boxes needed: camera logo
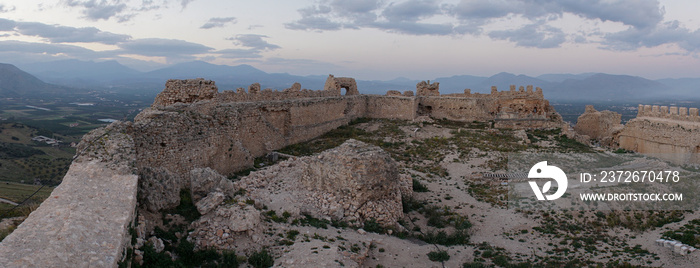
[528,161,568,201]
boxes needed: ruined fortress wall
[618,104,700,164]
[418,97,496,121]
[0,79,567,266]
[365,95,417,120]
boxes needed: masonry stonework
[0,76,565,267]
[617,104,700,164]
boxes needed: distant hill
[0,63,75,97]
[20,59,140,87]
[12,59,700,101]
[547,73,670,101]
[536,73,595,83]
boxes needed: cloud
[14,21,130,44]
[0,18,130,44]
[213,48,263,59]
[0,40,112,59]
[602,21,700,52]
[0,4,16,13]
[286,0,699,52]
[489,23,566,48]
[382,0,441,22]
[556,0,663,29]
[64,0,128,21]
[61,0,195,22]
[0,18,15,31]
[180,0,195,9]
[228,34,280,50]
[118,38,213,58]
[200,17,237,29]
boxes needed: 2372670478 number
[598,170,680,183]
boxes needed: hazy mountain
[0,63,77,97]
[20,60,140,87]
[656,78,700,97]
[431,75,487,94]
[537,73,596,83]
[12,59,700,101]
[473,72,551,93]
[547,73,670,101]
[145,61,266,80]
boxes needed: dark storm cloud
[286,0,696,52]
[228,34,280,51]
[200,17,237,29]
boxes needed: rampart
[0,76,564,267]
[635,104,700,122]
[618,104,700,164]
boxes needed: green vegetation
[248,249,274,268]
[662,219,700,247]
[427,250,450,262]
[164,189,201,222]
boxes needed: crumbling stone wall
[153,78,218,107]
[418,85,563,128]
[574,105,624,146]
[416,80,439,96]
[618,104,700,164]
[366,95,417,121]
[324,74,359,95]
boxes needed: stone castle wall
[618,104,700,164]
[636,104,700,122]
[1,76,564,267]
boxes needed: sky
[1,0,700,80]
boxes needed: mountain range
[5,60,700,101]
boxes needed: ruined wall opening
[417,103,432,116]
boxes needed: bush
[363,218,384,233]
[248,249,274,268]
[412,178,429,192]
[427,250,450,262]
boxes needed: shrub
[248,249,274,268]
[412,178,429,192]
[427,250,450,262]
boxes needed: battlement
[636,104,700,122]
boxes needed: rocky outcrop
[574,105,624,146]
[189,204,263,251]
[237,139,410,227]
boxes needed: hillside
[0,64,59,97]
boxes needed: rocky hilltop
[0,76,566,267]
